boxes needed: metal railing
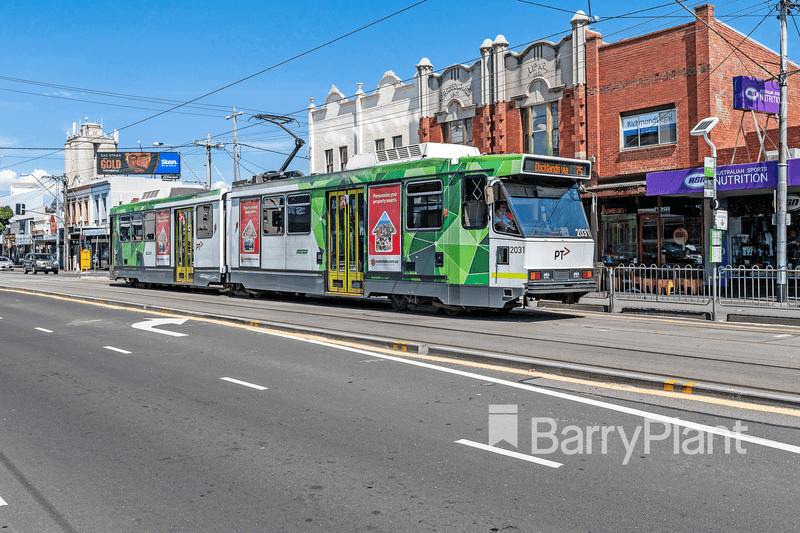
[717,265,800,309]
[581,265,800,318]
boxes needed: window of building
[522,102,559,156]
[339,147,348,171]
[462,175,487,230]
[262,196,284,235]
[94,197,100,224]
[375,139,385,151]
[443,119,472,146]
[325,150,334,173]
[102,197,108,223]
[406,180,443,230]
[287,194,311,234]
[392,136,403,148]
[622,107,677,148]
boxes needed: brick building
[586,4,800,268]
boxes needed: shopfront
[646,159,800,269]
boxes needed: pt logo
[554,247,571,260]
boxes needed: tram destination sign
[522,155,591,180]
[97,152,180,175]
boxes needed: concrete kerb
[5,284,800,410]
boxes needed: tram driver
[493,202,516,233]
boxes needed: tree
[0,205,13,233]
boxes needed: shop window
[601,214,637,264]
[287,194,311,234]
[262,196,284,235]
[622,108,677,148]
[462,176,487,230]
[143,212,156,241]
[196,204,213,239]
[406,180,443,230]
[522,102,559,156]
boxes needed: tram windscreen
[502,179,591,238]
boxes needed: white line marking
[104,346,131,354]
[0,496,6,506]
[220,377,267,391]
[456,439,563,468]
[251,329,800,456]
[131,318,188,337]
[35,327,52,333]
[774,334,792,338]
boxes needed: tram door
[327,189,365,295]
[175,208,194,283]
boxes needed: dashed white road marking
[104,346,131,354]
[0,496,7,506]
[456,439,563,468]
[774,334,792,338]
[34,327,52,333]
[220,377,267,391]
[251,328,800,456]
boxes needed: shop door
[327,189,365,295]
[640,215,659,265]
[175,208,194,283]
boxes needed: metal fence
[584,264,800,316]
[717,266,800,309]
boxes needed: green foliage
[0,205,13,233]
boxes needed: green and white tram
[110,143,595,312]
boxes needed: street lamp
[691,116,722,320]
[152,142,200,183]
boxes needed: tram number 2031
[509,246,525,254]
[575,229,591,237]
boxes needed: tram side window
[131,213,144,242]
[462,176,487,229]
[287,194,311,234]
[119,215,131,242]
[406,180,443,230]
[196,204,213,239]
[143,212,156,241]
[262,196,284,235]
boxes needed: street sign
[5,242,10,249]
[714,209,728,230]
[710,228,723,264]
[81,249,91,271]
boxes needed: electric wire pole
[777,0,795,301]
[226,108,243,184]
[192,135,223,190]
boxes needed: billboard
[239,198,260,267]
[733,76,779,114]
[367,184,402,272]
[97,152,180,175]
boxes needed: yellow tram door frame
[175,207,194,283]
[326,189,364,295]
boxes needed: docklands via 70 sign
[522,155,591,180]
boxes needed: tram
[110,143,596,313]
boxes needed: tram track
[6,277,800,399]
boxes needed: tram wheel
[443,307,464,316]
[388,294,408,311]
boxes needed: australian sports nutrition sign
[97,152,181,175]
[646,159,800,196]
[733,76,779,114]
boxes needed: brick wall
[586,4,799,182]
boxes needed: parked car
[0,256,14,271]
[22,253,59,274]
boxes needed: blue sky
[0,0,789,194]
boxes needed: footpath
[4,271,800,410]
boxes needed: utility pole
[192,135,223,190]
[226,108,244,184]
[777,0,794,301]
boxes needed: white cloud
[211,180,229,190]
[0,168,52,185]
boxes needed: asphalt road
[3,271,800,396]
[2,289,800,532]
